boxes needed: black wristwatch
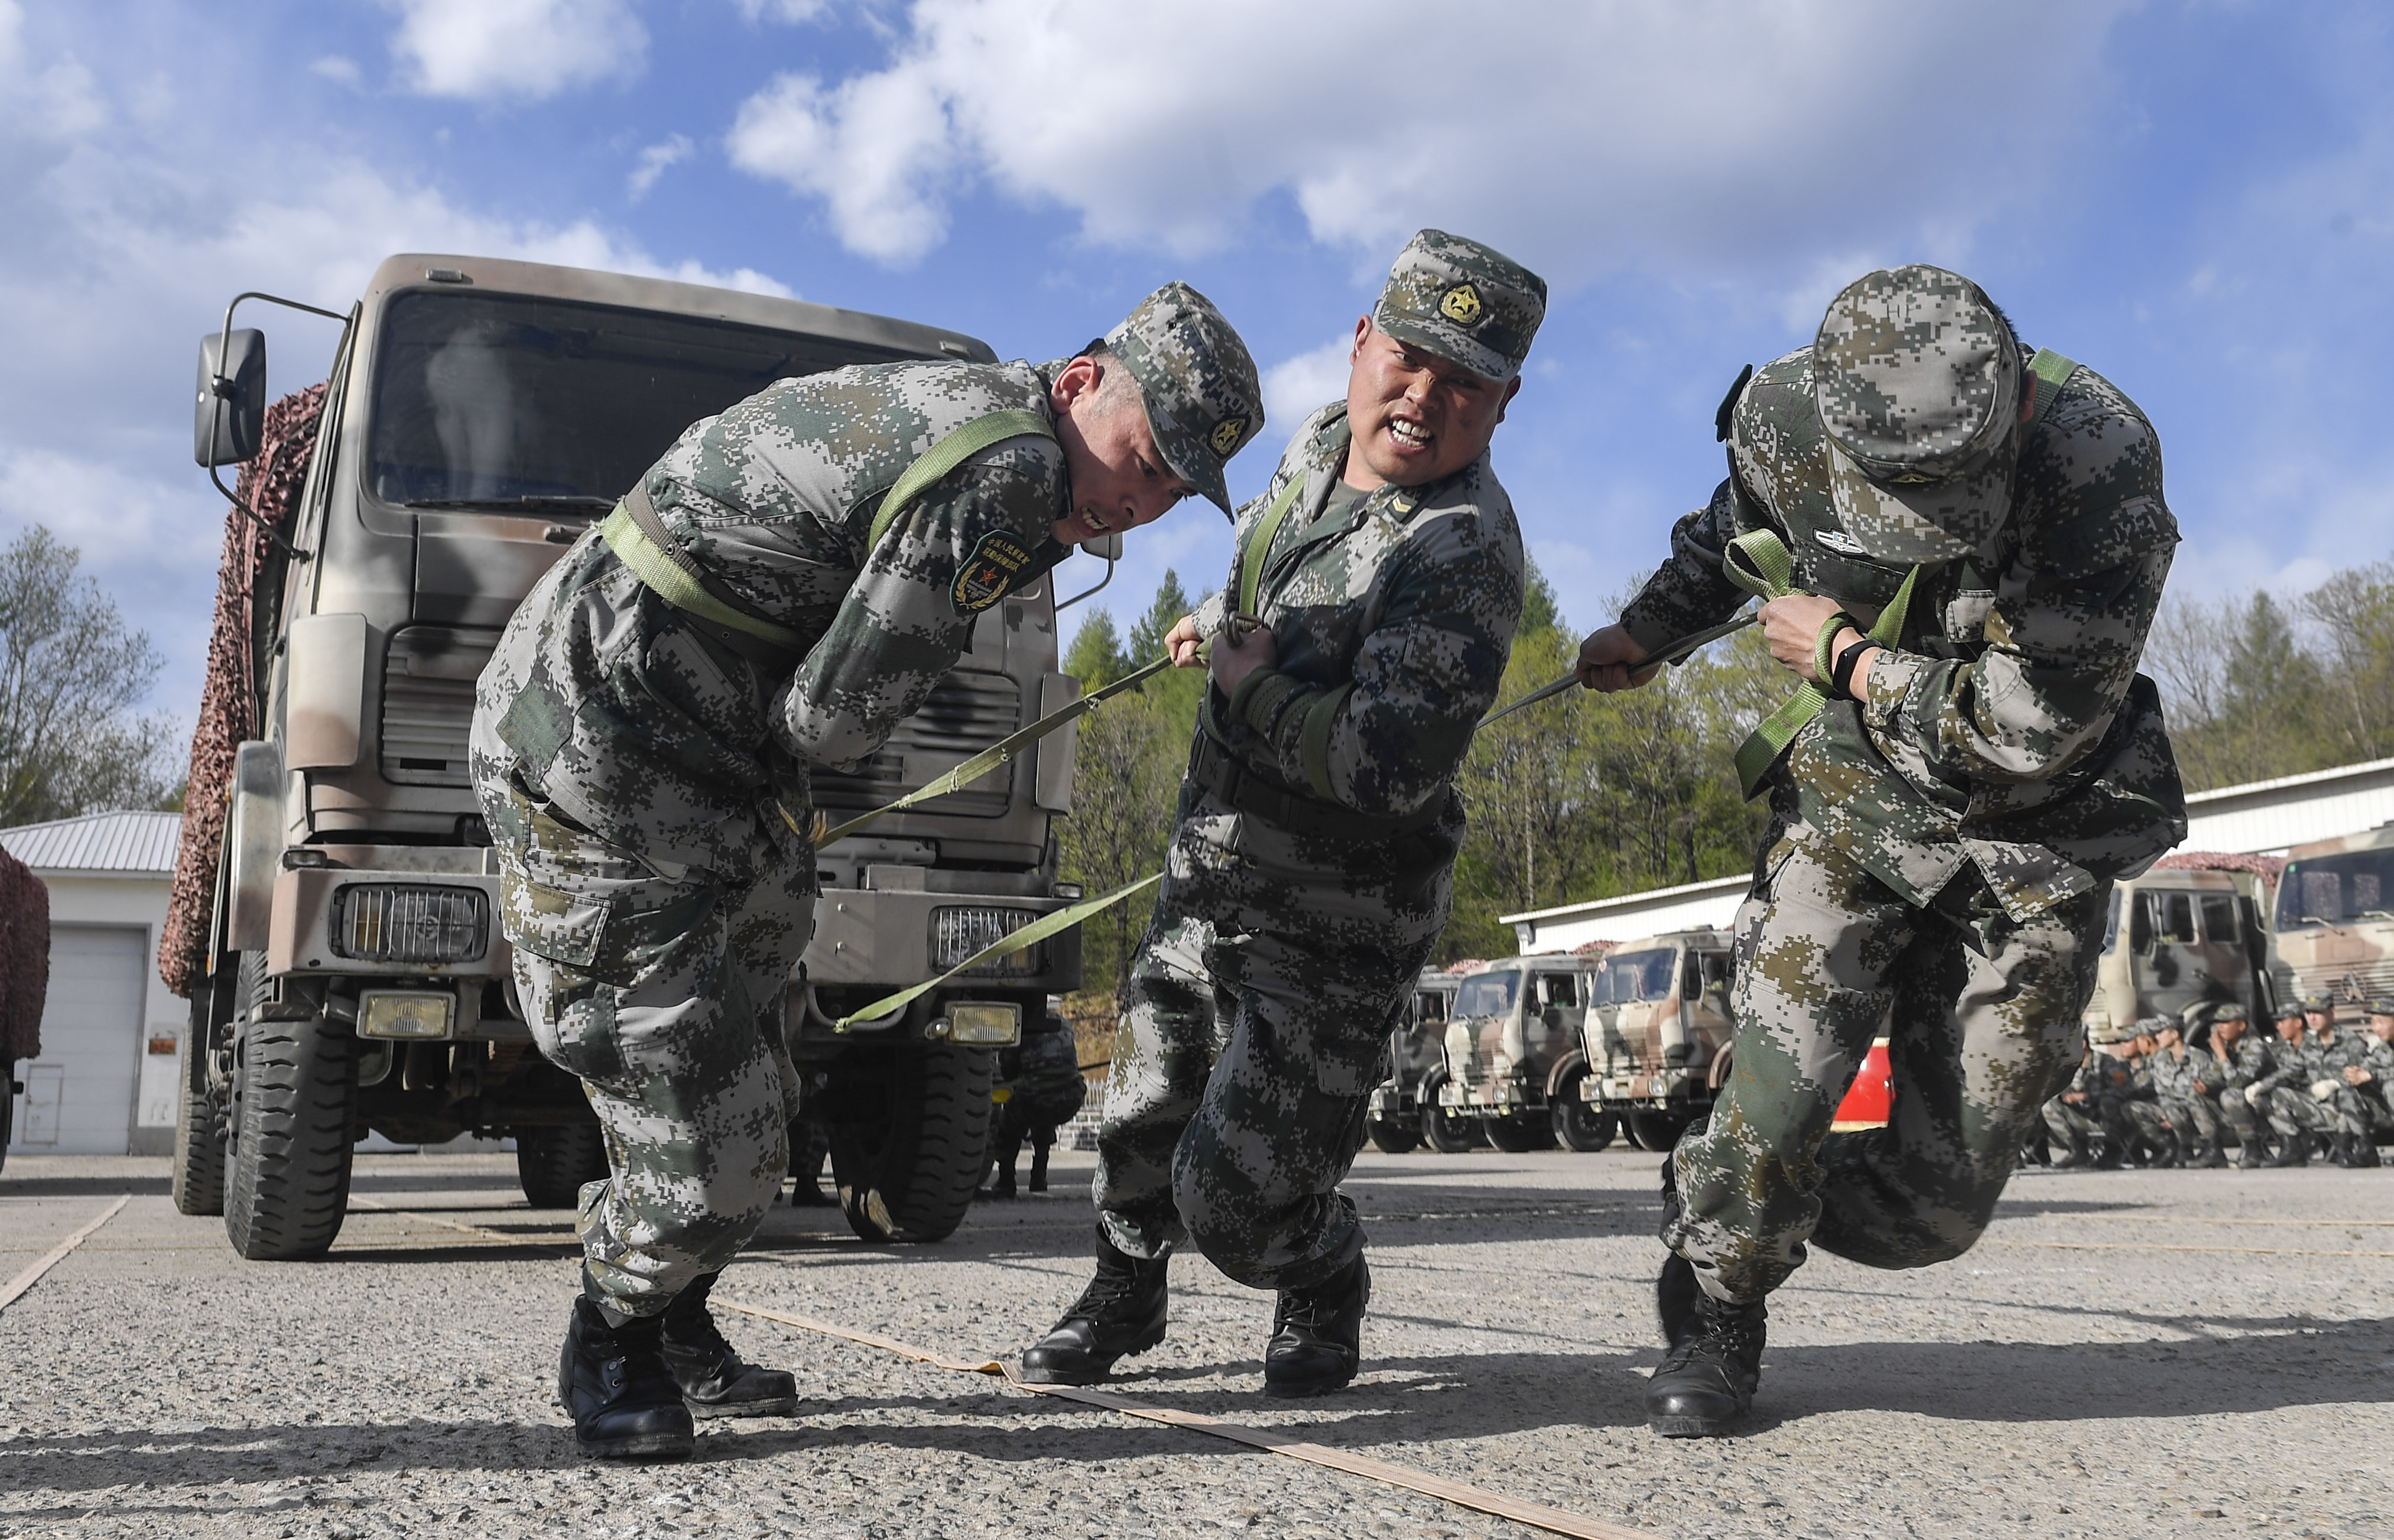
[1830,635,1878,701]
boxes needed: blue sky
[5,0,2393,724]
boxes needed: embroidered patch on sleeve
[953,528,1034,613]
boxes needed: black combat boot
[1645,1272,1768,1438]
[558,1297,696,1460]
[1020,1229,1170,1385]
[2235,1130,2270,1169]
[1263,1255,1371,1398]
[2352,1135,2382,1169]
[2269,1128,2314,1167]
[659,1271,800,1419]
[2049,1135,2091,1169]
[1029,1139,1052,1194]
[2190,1136,2228,1169]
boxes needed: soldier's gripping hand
[1164,613,1207,668]
[1576,624,1659,693]
[1210,619,1278,695]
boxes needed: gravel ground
[3,1147,2390,1539]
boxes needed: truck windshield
[1454,972,1520,1019]
[2276,849,2394,930]
[1591,948,1676,1004]
[367,290,916,508]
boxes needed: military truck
[177,254,1088,1260]
[1572,928,1736,1152]
[2270,823,2394,1011]
[1366,967,1463,1154]
[2081,866,2272,1039]
[1435,954,1619,1152]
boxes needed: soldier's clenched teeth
[1386,419,1430,448]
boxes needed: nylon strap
[2028,347,2080,428]
[1727,529,1921,798]
[1235,473,1307,619]
[865,408,1055,553]
[600,503,808,650]
[814,654,1173,847]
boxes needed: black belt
[1188,731,1445,844]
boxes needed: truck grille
[931,905,1044,976]
[382,625,500,787]
[813,670,1021,818]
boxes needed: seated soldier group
[2039,995,2394,1169]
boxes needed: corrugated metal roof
[0,810,183,876]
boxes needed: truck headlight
[358,989,454,1039]
[931,906,1042,976]
[943,1002,1021,1045]
[332,885,488,964]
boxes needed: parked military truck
[2082,866,2272,1039]
[2270,823,2394,1011]
[1366,967,1462,1154]
[1573,928,1736,1152]
[178,254,1087,1260]
[1436,954,1620,1152]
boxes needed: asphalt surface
[3,1146,2390,1539]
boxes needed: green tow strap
[600,505,808,650]
[1235,473,1307,620]
[814,654,1174,847]
[1727,529,1919,798]
[866,408,1055,553]
[834,871,1162,1031]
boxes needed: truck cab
[1365,967,1460,1154]
[1437,954,1602,1151]
[2084,866,2272,1039]
[1576,929,1736,1152]
[2269,825,2394,1016]
[178,254,1086,1258]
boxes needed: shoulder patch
[953,528,1034,613]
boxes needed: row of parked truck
[1373,830,2394,1154]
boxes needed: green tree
[1063,607,1131,690]
[0,526,177,826]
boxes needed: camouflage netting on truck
[158,385,327,999]
[0,844,48,1061]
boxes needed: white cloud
[310,55,363,88]
[1261,335,1352,435]
[722,0,2132,274]
[627,133,691,200]
[384,0,647,102]
[732,0,830,20]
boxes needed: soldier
[2340,999,2394,1158]
[2190,1002,2272,1168]
[470,285,1266,1459]
[2135,1015,2223,1167]
[983,1011,1088,1198]
[2044,1021,2143,1169]
[2252,1000,2337,1167]
[2304,998,2378,1168]
[1018,230,1542,1398]
[1577,265,2184,1435]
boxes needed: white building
[2,811,183,1157]
[1502,756,2394,956]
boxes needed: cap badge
[1438,282,1483,326]
[1209,415,1248,459]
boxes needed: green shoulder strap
[865,408,1055,553]
[600,503,807,650]
[1235,473,1307,619]
[2028,348,2080,430]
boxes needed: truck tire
[828,1044,992,1244]
[224,995,356,1260]
[516,1122,610,1208]
[1626,1109,1690,1154]
[1552,1072,1617,1154]
[1482,1110,1556,1152]
[171,1028,226,1216]
[1366,1112,1421,1155]
[1418,1070,1482,1154]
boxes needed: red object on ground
[1831,1037,1892,1128]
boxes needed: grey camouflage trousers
[2129,1094,2221,1155]
[1669,827,2107,1304]
[492,781,812,1318]
[2264,1083,2370,1142]
[1094,783,1459,1292]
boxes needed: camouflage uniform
[471,285,1264,1317]
[2350,1011,2394,1135]
[2129,1037,2220,1159]
[1619,267,2185,1303]
[2042,1036,2142,1161]
[2201,1026,2276,1156]
[2256,1015,2371,1145]
[1093,232,1541,1291]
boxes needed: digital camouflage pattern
[2041,1048,2139,1161]
[2350,1027,2394,1132]
[1370,229,1548,382]
[1096,398,1524,1291]
[2200,1027,2275,1155]
[2261,1024,2375,1142]
[1105,281,1266,516]
[1667,829,2107,1302]
[473,300,1262,1316]
[1630,284,2181,1305]
[2130,1041,2223,1158]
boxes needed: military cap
[2301,992,2335,1014]
[2133,1015,2171,1036]
[1372,229,1547,383]
[2210,1002,2248,1025]
[2368,998,2394,1019]
[1812,264,2023,565]
[2276,1001,2307,1022]
[1103,281,1265,519]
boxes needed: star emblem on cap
[1209,415,1247,459]
[1438,283,1483,326]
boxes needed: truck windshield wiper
[405,495,616,514]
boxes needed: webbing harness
[1724,346,2080,799]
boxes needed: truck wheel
[828,1044,992,1244]
[171,1028,226,1216]
[1553,1075,1617,1154]
[1366,1113,1421,1155]
[223,984,356,1260]
[517,1122,610,1208]
[1626,1110,1690,1154]
[1482,1110,1555,1152]
[1418,1070,1482,1154]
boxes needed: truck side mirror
[195,328,266,466]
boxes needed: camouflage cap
[2210,1002,2248,1025]
[2302,992,2336,1014]
[2133,1015,2172,1036]
[2369,998,2394,1018]
[1372,229,1547,383]
[1814,265,2022,564]
[1103,281,1265,519]
[2276,1001,2308,1022]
